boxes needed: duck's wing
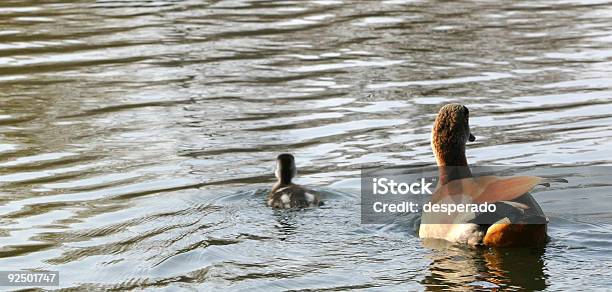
[431,175,544,203]
[433,175,565,204]
[473,176,545,203]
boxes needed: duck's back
[267,184,320,209]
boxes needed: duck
[267,153,322,209]
[419,104,561,247]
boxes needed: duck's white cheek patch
[280,194,290,204]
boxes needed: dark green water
[0,0,611,291]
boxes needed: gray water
[1,0,612,291]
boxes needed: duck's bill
[469,133,476,142]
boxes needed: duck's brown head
[275,153,297,185]
[431,104,476,167]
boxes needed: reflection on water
[1,0,612,290]
[422,240,546,291]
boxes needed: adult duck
[419,104,560,247]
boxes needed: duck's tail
[536,177,568,188]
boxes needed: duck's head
[275,153,297,185]
[431,104,476,166]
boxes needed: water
[1,0,612,290]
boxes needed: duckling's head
[431,104,476,166]
[275,153,297,184]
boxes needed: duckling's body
[419,104,554,247]
[267,154,321,209]
[268,183,320,209]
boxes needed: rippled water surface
[1,0,612,290]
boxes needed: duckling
[267,153,321,209]
[419,104,560,247]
